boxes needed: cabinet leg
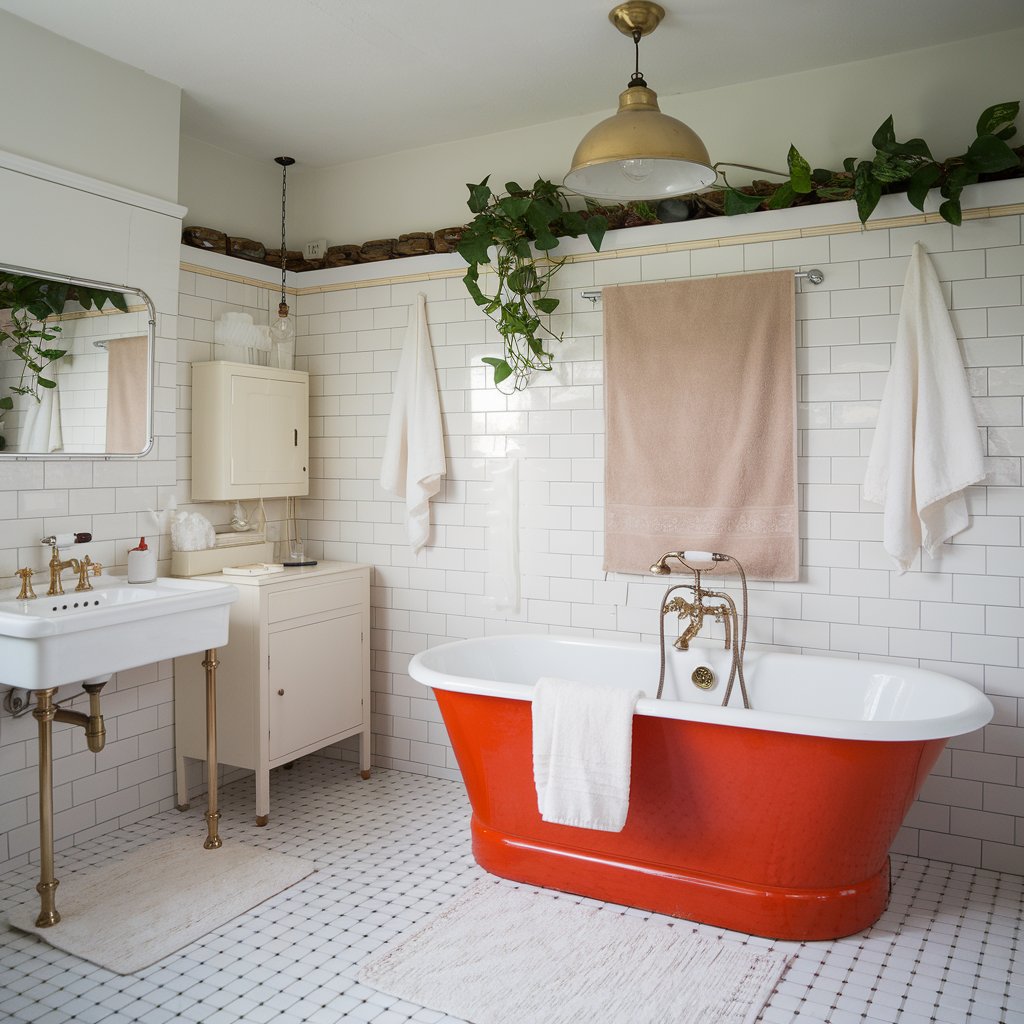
[360,769,371,780]
[202,648,222,850]
[175,752,190,812]
[256,768,270,827]
[359,725,371,779]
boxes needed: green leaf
[504,181,524,195]
[585,214,608,252]
[964,134,1020,174]
[462,267,487,306]
[532,231,560,251]
[976,101,1019,140]
[534,297,559,314]
[787,145,813,193]
[871,115,896,153]
[482,357,514,385]
[0,396,13,410]
[107,292,129,313]
[508,266,539,294]
[559,211,587,237]
[457,231,492,267]
[889,136,933,160]
[466,177,492,214]
[37,377,56,389]
[39,349,67,360]
[871,152,915,183]
[497,196,531,220]
[939,199,963,226]
[842,156,857,174]
[813,186,854,201]
[525,199,561,237]
[906,163,941,210]
[766,182,796,210]
[854,162,882,224]
[723,188,763,215]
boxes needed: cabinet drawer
[268,577,363,623]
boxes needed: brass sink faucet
[41,533,97,597]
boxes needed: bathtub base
[472,818,890,941]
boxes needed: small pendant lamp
[269,155,296,346]
[564,2,715,201]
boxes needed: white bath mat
[7,836,314,974]
[358,880,791,1024]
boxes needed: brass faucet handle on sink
[15,567,37,601]
[75,556,103,592]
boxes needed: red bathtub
[409,634,992,941]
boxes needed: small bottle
[127,537,156,584]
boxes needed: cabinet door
[268,610,363,762]
[229,374,307,490]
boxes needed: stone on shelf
[228,237,267,262]
[182,226,228,252]
[396,233,434,257]
[433,226,465,253]
[358,239,397,262]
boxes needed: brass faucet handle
[15,567,37,601]
[75,556,102,592]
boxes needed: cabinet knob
[277,688,285,696]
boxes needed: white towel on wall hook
[863,242,985,573]
[380,293,446,554]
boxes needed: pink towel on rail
[603,271,798,580]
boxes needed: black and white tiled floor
[1,758,1021,1023]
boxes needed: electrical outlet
[304,238,327,261]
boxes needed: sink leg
[32,689,60,927]
[202,649,222,850]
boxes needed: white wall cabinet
[174,562,371,824]
[191,360,309,500]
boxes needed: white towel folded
[532,676,642,832]
[863,242,985,573]
[380,293,446,554]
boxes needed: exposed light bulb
[621,158,654,183]
[269,301,295,345]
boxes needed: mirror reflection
[0,264,154,456]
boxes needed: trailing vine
[458,177,607,391]
[719,101,1021,225]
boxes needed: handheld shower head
[649,558,672,575]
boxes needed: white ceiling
[3,0,1024,169]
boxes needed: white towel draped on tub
[863,242,985,573]
[532,677,642,832]
[380,293,446,554]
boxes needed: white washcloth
[863,242,985,573]
[532,676,642,832]
[380,293,446,553]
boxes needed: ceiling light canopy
[564,2,716,202]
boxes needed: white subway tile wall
[0,205,1021,883]
[290,212,1023,876]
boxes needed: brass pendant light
[269,155,296,347]
[564,2,715,201]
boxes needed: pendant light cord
[274,156,295,314]
[629,28,647,88]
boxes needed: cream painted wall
[178,135,294,243]
[0,11,180,202]
[284,27,1024,246]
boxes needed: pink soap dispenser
[127,537,156,584]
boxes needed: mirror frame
[0,262,156,459]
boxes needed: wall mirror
[0,263,154,457]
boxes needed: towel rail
[580,268,824,304]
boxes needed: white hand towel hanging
[380,293,446,553]
[863,242,985,573]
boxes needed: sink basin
[0,576,238,690]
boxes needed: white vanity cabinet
[173,562,371,824]
[190,360,309,501]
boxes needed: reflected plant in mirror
[0,264,155,456]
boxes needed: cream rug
[7,836,314,974]
[358,880,790,1024]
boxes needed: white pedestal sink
[0,575,238,927]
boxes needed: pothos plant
[719,101,1022,226]
[458,177,608,391]
[0,272,129,450]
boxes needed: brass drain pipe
[52,682,107,753]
